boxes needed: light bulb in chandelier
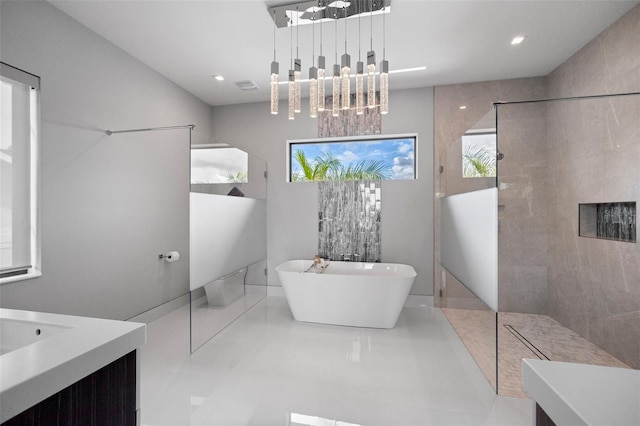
[332,64,340,117]
[270,61,279,115]
[356,61,364,115]
[288,70,295,120]
[317,56,326,111]
[380,59,389,115]
[309,66,318,118]
[294,59,301,113]
[270,8,278,115]
[341,53,351,110]
[367,50,376,109]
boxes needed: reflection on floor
[191,293,264,351]
[442,309,630,398]
[138,296,533,425]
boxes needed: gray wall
[211,88,435,295]
[0,1,211,320]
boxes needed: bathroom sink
[0,317,73,355]
[0,308,146,423]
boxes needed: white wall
[211,88,435,295]
[0,1,211,319]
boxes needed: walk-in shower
[436,90,639,397]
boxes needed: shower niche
[579,202,636,243]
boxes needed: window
[288,135,416,182]
[0,63,40,282]
[191,146,249,184]
[461,131,497,178]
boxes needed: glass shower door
[436,108,499,393]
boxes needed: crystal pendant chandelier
[332,63,340,117]
[356,9,364,115]
[340,4,350,110]
[270,9,278,115]
[270,64,279,115]
[267,0,391,120]
[288,16,295,120]
[332,14,340,117]
[367,1,376,109]
[379,3,389,114]
[309,14,318,118]
[294,7,301,114]
[317,11,326,112]
[288,70,295,120]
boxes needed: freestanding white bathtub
[275,260,417,329]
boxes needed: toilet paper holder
[158,251,180,262]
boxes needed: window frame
[0,62,41,284]
[286,133,418,182]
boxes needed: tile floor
[442,308,630,398]
[191,294,265,352]
[139,296,533,426]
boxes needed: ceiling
[49,0,638,108]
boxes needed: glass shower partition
[494,92,639,397]
[189,131,268,353]
[437,108,500,393]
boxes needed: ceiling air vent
[235,80,259,91]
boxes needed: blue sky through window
[290,137,415,181]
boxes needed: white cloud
[392,156,414,179]
[338,150,360,163]
[397,142,412,154]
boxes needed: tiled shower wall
[544,4,640,369]
[318,180,381,263]
[543,94,639,369]
[495,100,550,314]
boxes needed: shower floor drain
[503,324,550,360]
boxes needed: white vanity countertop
[0,308,146,423]
[522,358,640,426]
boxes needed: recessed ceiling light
[213,75,224,81]
[459,105,467,110]
[511,36,526,45]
